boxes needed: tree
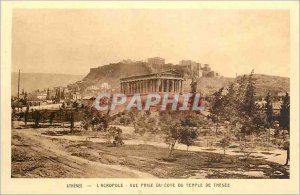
[70,112,74,134]
[264,92,273,148]
[23,92,28,105]
[55,88,61,103]
[49,112,55,126]
[179,127,199,152]
[237,70,261,137]
[190,78,198,94]
[242,70,256,117]
[210,87,224,133]
[283,140,290,165]
[100,114,109,131]
[112,127,124,146]
[220,134,231,155]
[161,112,202,157]
[265,91,273,128]
[61,89,65,100]
[280,92,290,134]
[42,110,49,125]
[59,108,65,128]
[167,122,184,157]
[72,101,79,109]
[211,70,264,142]
[128,109,139,131]
[24,105,29,127]
[222,84,237,122]
[81,108,93,130]
[33,110,41,128]
[46,88,50,100]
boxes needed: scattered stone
[274,171,284,176]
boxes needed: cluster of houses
[12,82,112,109]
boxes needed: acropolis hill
[66,58,289,97]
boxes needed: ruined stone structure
[120,70,184,94]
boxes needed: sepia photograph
[1,1,299,195]
[10,8,291,179]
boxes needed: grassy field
[11,124,289,179]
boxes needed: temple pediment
[156,69,183,78]
[120,69,184,94]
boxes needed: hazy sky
[12,9,290,77]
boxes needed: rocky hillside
[68,62,289,97]
[244,74,289,97]
[195,74,289,97]
[68,62,153,94]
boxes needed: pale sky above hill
[12,9,290,77]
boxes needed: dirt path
[41,125,287,165]
[12,129,156,178]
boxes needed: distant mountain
[243,74,289,97]
[196,74,289,97]
[11,72,84,95]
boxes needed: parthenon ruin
[120,70,184,94]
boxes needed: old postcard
[1,1,299,194]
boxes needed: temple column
[139,81,142,93]
[152,79,155,92]
[180,80,183,92]
[143,80,146,93]
[173,80,176,92]
[144,80,148,93]
[159,79,162,92]
[133,82,135,93]
[146,80,150,93]
[152,80,154,92]
[132,82,134,93]
[166,79,169,92]
[134,82,137,93]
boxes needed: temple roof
[120,69,183,82]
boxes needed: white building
[72,92,82,101]
[87,85,99,90]
[37,92,47,100]
[101,82,111,90]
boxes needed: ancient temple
[120,70,184,94]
